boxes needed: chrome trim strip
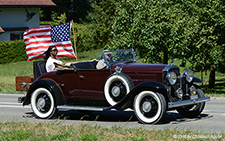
[168,97,210,108]
[57,105,106,111]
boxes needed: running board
[57,105,110,111]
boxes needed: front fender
[181,76,203,85]
[106,81,167,110]
[193,77,203,83]
[23,79,64,106]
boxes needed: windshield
[102,48,136,66]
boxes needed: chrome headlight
[183,69,193,83]
[166,72,177,85]
[189,85,197,95]
[176,88,183,98]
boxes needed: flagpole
[72,20,78,62]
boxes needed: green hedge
[0,40,27,64]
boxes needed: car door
[76,69,110,99]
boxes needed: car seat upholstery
[71,60,98,69]
[33,61,47,79]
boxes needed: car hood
[110,62,167,74]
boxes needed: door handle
[79,75,84,79]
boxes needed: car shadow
[56,110,138,122]
[159,112,212,125]
[25,109,212,125]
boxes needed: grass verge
[0,121,224,140]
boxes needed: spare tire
[104,73,134,106]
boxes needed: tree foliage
[180,0,225,87]
[109,0,225,64]
[109,0,192,64]
[53,13,67,25]
[87,0,117,49]
[41,0,92,23]
[103,0,225,88]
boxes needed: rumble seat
[33,61,47,79]
[70,60,98,69]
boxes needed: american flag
[23,22,76,61]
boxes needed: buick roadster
[17,48,210,124]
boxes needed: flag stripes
[23,22,76,61]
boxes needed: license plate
[190,95,198,100]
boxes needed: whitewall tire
[134,91,166,124]
[104,73,134,106]
[31,88,57,119]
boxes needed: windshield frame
[102,48,136,68]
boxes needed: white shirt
[46,57,63,72]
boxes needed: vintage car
[17,48,210,124]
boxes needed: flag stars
[51,22,71,42]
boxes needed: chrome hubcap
[142,101,152,113]
[37,98,45,109]
[111,86,120,97]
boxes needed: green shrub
[73,23,102,52]
[0,40,27,64]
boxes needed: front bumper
[168,97,210,108]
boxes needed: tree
[109,0,190,64]
[108,0,225,88]
[180,0,225,88]
[87,0,117,49]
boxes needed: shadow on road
[24,109,212,125]
[161,112,212,125]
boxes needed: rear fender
[107,81,167,110]
[23,79,64,106]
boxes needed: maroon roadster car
[17,48,210,124]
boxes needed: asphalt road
[0,93,225,134]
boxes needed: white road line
[0,102,30,108]
[0,105,30,108]
[0,102,21,105]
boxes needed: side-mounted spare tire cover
[104,73,134,106]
